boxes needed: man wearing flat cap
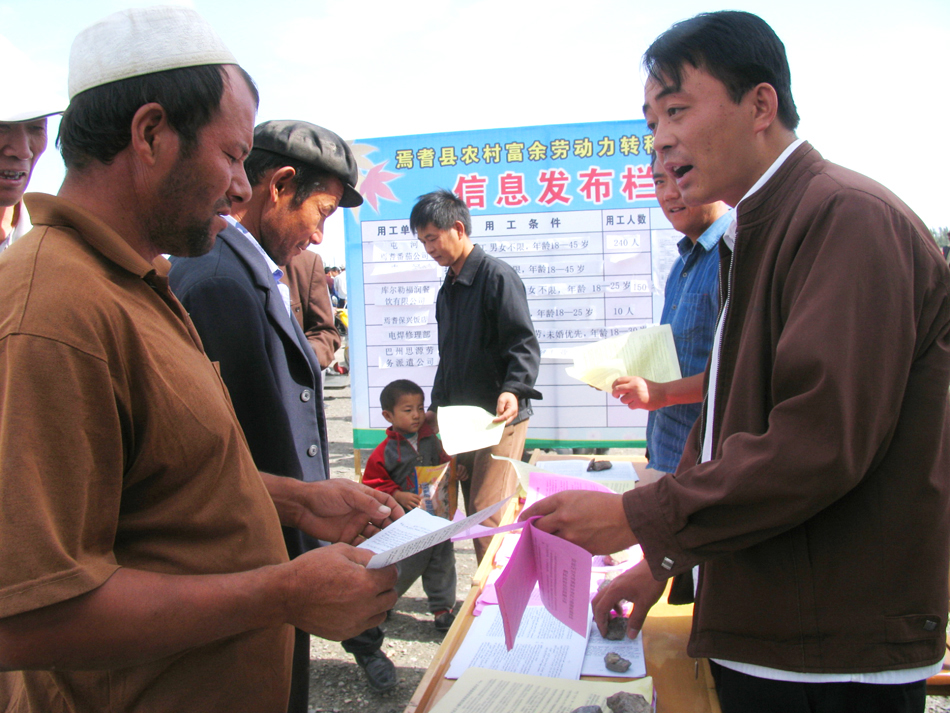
[170,119,398,701]
[0,9,400,713]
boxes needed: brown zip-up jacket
[624,143,950,674]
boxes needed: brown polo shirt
[0,194,292,712]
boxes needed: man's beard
[146,159,224,258]
[148,213,216,258]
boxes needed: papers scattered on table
[581,618,646,678]
[448,604,646,681]
[447,605,586,680]
[565,324,682,392]
[432,667,655,713]
[358,496,512,568]
[437,405,505,455]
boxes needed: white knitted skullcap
[68,5,237,100]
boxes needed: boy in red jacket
[362,380,458,631]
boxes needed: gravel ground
[310,380,950,713]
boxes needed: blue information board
[343,120,677,450]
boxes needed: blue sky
[4,0,948,264]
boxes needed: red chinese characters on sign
[495,172,531,207]
[453,173,490,210]
[577,166,614,204]
[536,169,572,206]
[444,164,654,209]
[620,164,655,201]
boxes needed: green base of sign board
[352,428,645,451]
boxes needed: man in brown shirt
[0,8,398,713]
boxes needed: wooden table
[404,453,721,713]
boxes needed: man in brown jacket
[283,248,342,369]
[524,11,950,713]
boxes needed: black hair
[643,11,799,130]
[409,188,472,237]
[380,379,424,412]
[243,150,336,208]
[58,64,260,170]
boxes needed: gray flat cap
[253,120,363,208]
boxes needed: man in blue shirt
[612,155,729,478]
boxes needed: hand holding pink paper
[495,517,593,650]
[452,471,620,651]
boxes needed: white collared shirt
[224,216,292,318]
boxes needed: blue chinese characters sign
[344,120,679,450]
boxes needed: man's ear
[453,220,468,240]
[269,166,297,204]
[129,102,175,167]
[749,82,780,135]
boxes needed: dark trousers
[341,625,385,657]
[710,661,927,713]
[287,628,310,713]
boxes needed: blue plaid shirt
[646,211,732,473]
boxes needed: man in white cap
[0,8,399,713]
[0,42,62,250]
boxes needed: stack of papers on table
[431,668,655,713]
[447,605,647,681]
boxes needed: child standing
[362,379,458,632]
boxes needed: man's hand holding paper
[520,490,636,556]
[358,496,512,568]
[493,391,519,424]
[285,543,399,641]
[261,475,404,546]
[610,375,662,410]
[436,405,505,456]
[565,324,682,392]
[611,372,707,411]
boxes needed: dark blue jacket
[169,225,329,558]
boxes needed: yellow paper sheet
[430,668,655,713]
[566,324,682,391]
[438,405,505,456]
